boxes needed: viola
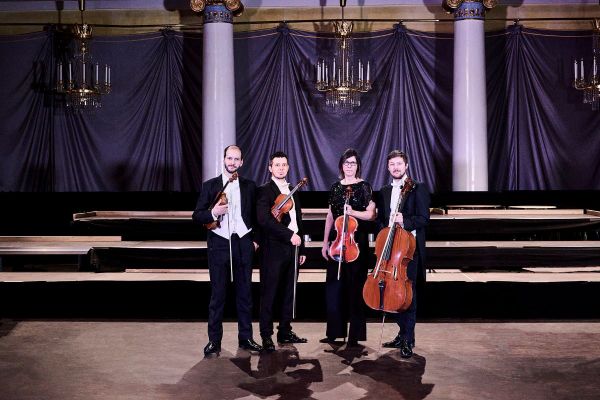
[271,177,308,222]
[362,177,416,313]
[204,172,238,230]
[329,186,360,267]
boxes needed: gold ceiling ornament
[55,0,111,111]
[315,0,372,114]
[442,0,497,12]
[190,0,244,16]
[573,19,600,110]
[190,0,206,13]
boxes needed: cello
[362,178,416,313]
[329,186,360,280]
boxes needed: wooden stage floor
[1,320,599,400]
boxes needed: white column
[452,2,488,191]
[202,5,236,180]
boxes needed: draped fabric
[0,25,599,192]
[486,26,600,190]
[0,29,203,192]
[235,25,453,192]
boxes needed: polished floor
[1,320,599,400]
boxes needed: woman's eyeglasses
[343,161,358,166]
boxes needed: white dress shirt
[390,176,416,237]
[212,174,251,239]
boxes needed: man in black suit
[193,145,262,356]
[375,150,430,358]
[256,151,307,352]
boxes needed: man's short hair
[223,145,243,159]
[269,151,288,165]
[387,150,408,164]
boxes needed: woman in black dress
[320,148,375,346]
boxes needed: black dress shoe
[347,339,360,347]
[262,336,276,352]
[239,338,263,353]
[399,339,413,358]
[319,337,335,344]
[203,341,221,356]
[382,334,403,348]
[383,334,416,349]
[277,331,308,344]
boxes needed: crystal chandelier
[573,20,599,110]
[55,0,111,111]
[315,0,372,114]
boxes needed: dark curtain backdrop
[0,25,598,192]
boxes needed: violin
[204,172,238,230]
[329,186,360,266]
[271,177,308,222]
[362,177,416,313]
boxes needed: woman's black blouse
[328,181,373,220]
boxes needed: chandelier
[55,0,111,111]
[315,0,372,114]
[573,20,599,110]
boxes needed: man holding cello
[256,151,308,352]
[193,145,263,356]
[375,150,430,358]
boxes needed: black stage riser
[2,281,599,320]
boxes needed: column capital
[190,0,244,22]
[442,0,497,20]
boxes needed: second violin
[329,187,360,279]
[271,178,308,221]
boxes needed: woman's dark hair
[338,148,362,179]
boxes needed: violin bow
[337,188,352,280]
[225,171,238,283]
[293,245,299,319]
[227,203,233,283]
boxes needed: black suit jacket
[375,181,430,281]
[256,180,305,256]
[192,174,258,243]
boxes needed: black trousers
[324,258,368,342]
[259,241,297,338]
[207,233,254,342]
[392,251,419,343]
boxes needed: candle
[95,63,99,85]
[68,62,72,82]
[57,62,62,82]
[580,58,584,80]
[366,61,370,82]
[346,60,349,81]
[82,62,86,84]
[107,66,111,85]
[574,59,578,80]
[594,56,597,77]
[333,61,336,82]
[359,60,362,81]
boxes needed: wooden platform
[2,238,600,270]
